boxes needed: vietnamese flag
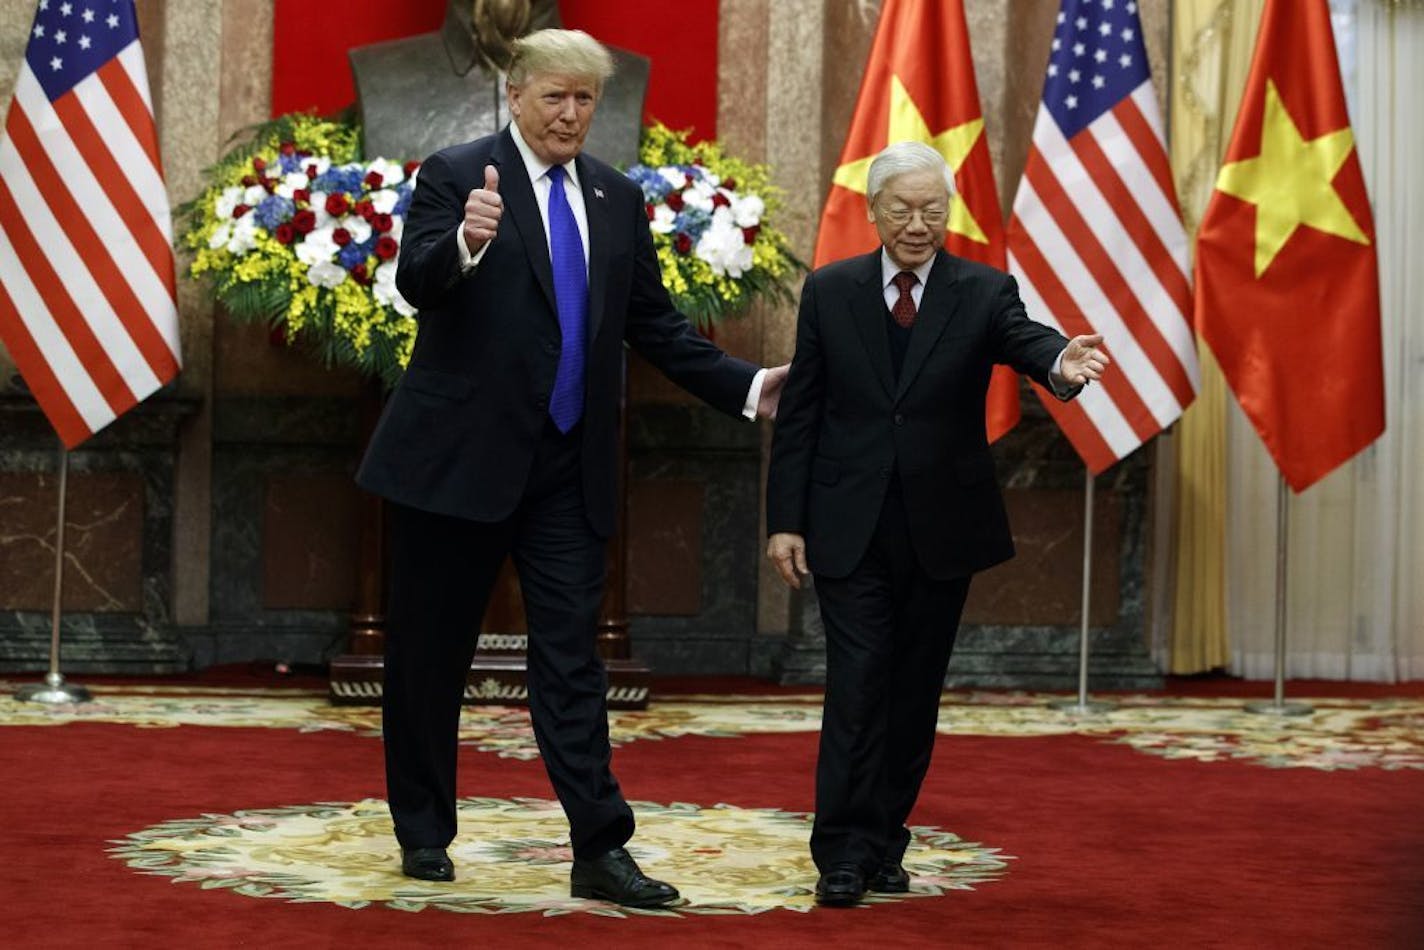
[1195,0,1383,492]
[814,0,1020,442]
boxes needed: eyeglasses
[875,204,948,227]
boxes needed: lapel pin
[594,187,605,199]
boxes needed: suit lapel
[577,154,609,345]
[493,129,557,315]
[852,252,895,399]
[896,250,962,400]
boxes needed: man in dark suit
[357,29,784,907]
[765,141,1108,908]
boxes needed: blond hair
[506,29,614,89]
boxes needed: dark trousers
[381,421,634,859]
[810,479,970,875]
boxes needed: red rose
[325,193,350,217]
[292,188,310,205]
[684,174,695,188]
[364,170,384,189]
[231,204,250,219]
[722,177,737,191]
[261,177,276,193]
[664,191,685,212]
[252,156,267,173]
[306,164,320,179]
[240,175,257,187]
[403,160,421,177]
[292,209,316,234]
[332,227,352,246]
[712,192,731,209]
[674,232,693,255]
[645,203,655,221]
[355,199,375,221]
[279,141,296,156]
[375,236,399,260]
[742,225,760,244]
[350,263,370,284]
[274,223,295,244]
[371,213,393,233]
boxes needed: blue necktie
[545,164,587,433]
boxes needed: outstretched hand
[758,363,790,420]
[1060,333,1111,386]
[463,164,502,254]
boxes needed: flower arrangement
[179,114,419,387]
[627,122,803,328]
[181,116,802,386]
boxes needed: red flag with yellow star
[1195,0,1383,492]
[814,0,1020,441]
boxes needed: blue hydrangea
[277,152,304,175]
[253,195,294,230]
[392,183,414,218]
[673,206,712,241]
[338,240,371,270]
[313,165,365,197]
[625,164,672,204]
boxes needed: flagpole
[1245,474,1310,717]
[1050,467,1111,714]
[15,443,91,705]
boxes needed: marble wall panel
[627,479,704,616]
[261,473,359,610]
[0,472,144,612]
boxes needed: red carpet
[1,676,1421,948]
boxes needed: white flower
[369,188,400,214]
[307,192,333,228]
[214,186,243,220]
[696,218,754,278]
[386,217,404,242]
[374,264,416,316]
[307,259,348,288]
[302,155,331,178]
[650,204,677,235]
[366,157,405,187]
[657,166,688,190]
[225,216,260,255]
[274,172,310,198]
[242,184,267,206]
[341,216,373,244]
[681,186,714,213]
[732,194,764,228]
[295,229,339,266]
[208,222,231,250]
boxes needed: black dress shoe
[868,860,910,893]
[570,847,680,908]
[815,864,865,907]
[401,847,454,882]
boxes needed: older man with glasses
[766,140,1109,907]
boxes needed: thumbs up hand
[463,164,502,253]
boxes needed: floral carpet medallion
[4,683,1421,771]
[108,797,1007,917]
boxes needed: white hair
[865,141,957,205]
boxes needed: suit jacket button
[544,341,557,354]
[535,395,548,408]
[894,413,905,426]
[879,466,891,478]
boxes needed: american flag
[1007,0,1198,473]
[0,0,180,448]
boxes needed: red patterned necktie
[891,271,918,328]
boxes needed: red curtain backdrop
[270,0,718,141]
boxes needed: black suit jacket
[357,128,758,537]
[766,250,1074,579]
